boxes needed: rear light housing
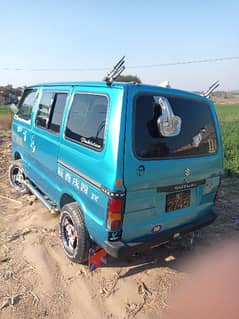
[107,197,124,231]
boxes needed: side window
[65,94,108,150]
[36,92,54,128]
[36,92,67,133]
[17,89,37,121]
[48,93,68,133]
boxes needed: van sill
[24,180,59,214]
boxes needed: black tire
[59,202,90,263]
[8,159,29,194]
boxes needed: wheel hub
[11,166,25,189]
[64,219,77,250]
[15,170,23,183]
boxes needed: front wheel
[9,160,29,194]
[59,202,90,263]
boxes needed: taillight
[214,176,222,202]
[107,198,124,231]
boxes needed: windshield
[134,95,218,159]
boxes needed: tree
[115,74,141,83]
[0,85,23,104]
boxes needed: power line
[127,56,239,69]
[0,56,238,72]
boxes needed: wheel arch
[14,151,21,160]
[59,192,87,215]
[60,193,76,209]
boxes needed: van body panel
[55,164,110,246]
[17,86,73,203]
[12,88,39,173]
[56,85,126,245]
[12,119,32,167]
[122,85,223,242]
[58,85,126,194]
[104,208,217,258]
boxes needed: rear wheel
[9,160,29,194]
[59,202,90,263]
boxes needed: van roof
[29,81,207,101]
[30,81,128,89]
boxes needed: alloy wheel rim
[62,216,77,253]
[11,166,25,191]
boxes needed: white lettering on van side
[23,130,27,142]
[80,182,88,195]
[57,167,64,178]
[65,173,71,183]
[30,141,36,153]
[57,166,92,197]
[91,193,99,202]
[72,178,80,190]
[80,137,101,149]
[17,125,23,133]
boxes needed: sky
[0,0,238,91]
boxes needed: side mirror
[9,103,18,114]
[157,97,181,137]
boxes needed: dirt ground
[0,129,239,319]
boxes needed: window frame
[16,88,38,122]
[64,92,109,152]
[35,90,68,135]
[133,92,219,161]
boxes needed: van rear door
[122,86,223,242]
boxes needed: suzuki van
[9,61,223,263]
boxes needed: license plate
[166,190,190,212]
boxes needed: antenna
[202,80,220,98]
[105,56,126,85]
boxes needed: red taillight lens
[214,176,222,202]
[110,220,122,230]
[107,198,124,231]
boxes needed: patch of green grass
[0,105,11,115]
[216,104,239,176]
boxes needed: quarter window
[65,94,108,150]
[17,89,37,120]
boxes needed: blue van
[9,76,223,263]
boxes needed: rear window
[134,95,218,159]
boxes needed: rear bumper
[104,210,217,258]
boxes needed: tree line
[0,85,23,105]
